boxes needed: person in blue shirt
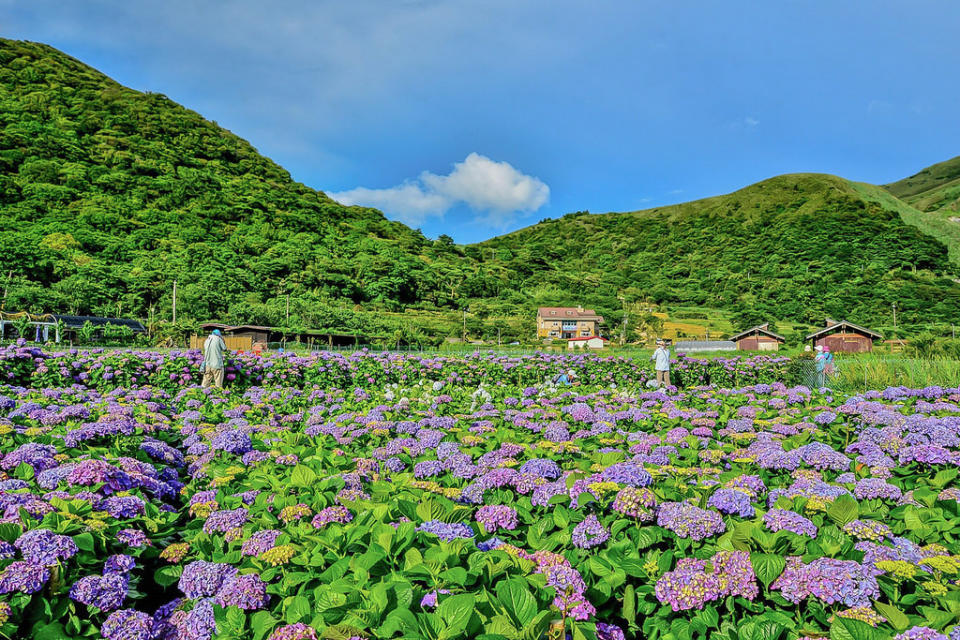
[651,339,671,387]
[814,344,834,387]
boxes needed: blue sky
[4,0,959,242]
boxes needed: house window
[550,311,556,316]
[549,331,559,337]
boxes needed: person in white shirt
[651,339,671,387]
[201,329,227,388]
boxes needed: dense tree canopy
[2,38,959,343]
[476,175,960,328]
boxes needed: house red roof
[537,307,605,323]
[567,336,608,342]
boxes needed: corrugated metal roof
[806,320,882,340]
[53,315,146,332]
[730,324,786,342]
[674,340,737,351]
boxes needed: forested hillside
[0,38,478,332]
[3,38,960,341]
[473,174,960,328]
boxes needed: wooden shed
[195,323,271,351]
[730,324,785,351]
[806,320,882,353]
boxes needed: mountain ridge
[3,37,960,339]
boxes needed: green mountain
[884,155,960,213]
[2,38,960,341]
[0,38,477,335]
[472,174,960,329]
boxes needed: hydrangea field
[1,343,960,640]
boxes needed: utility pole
[618,295,627,346]
[172,280,177,325]
[498,327,501,346]
[462,308,467,343]
[892,302,897,329]
[1,270,11,310]
[284,294,291,349]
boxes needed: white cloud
[329,153,549,227]
[328,183,451,226]
[726,116,760,131]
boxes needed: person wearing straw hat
[651,339,671,387]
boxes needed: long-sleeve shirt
[815,353,825,372]
[203,335,226,370]
[651,347,670,371]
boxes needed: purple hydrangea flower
[177,597,216,640]
[104,554,136,575]
[311,506,353,528]
[101,496,147,519]
[15,529,79,566]
[0,561,49,594]
[657,502,726,540]
[178,561,237,599]
[241,530,281,556]
[708,488,756,517]
[416,520,475,541]
[116,529,150,548]
[202,508,249,535]
[763,509,817,538]
[772,556,878,607]
[101,609,154,640]
[268,623,318,640]
[476,505,519,532]
[215,574,269,610]
[69,573,128,611]
[572,515,609,549]
[894,628,947,640]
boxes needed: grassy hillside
[884,155,960,213]
[0,38,477,333]
[471,173,960,329]
[3,38,960,343]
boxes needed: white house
[567,336,608,350]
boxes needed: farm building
[806,320,882,353]
[57,315,147,341]
[537,307,604,339]
[567,336,608,350]
[730,324,786,351]
[0,312,146,342]
[194,323,364,351]
[674,340,737,353]
[56,315,146,334]
[197,323,270,350]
